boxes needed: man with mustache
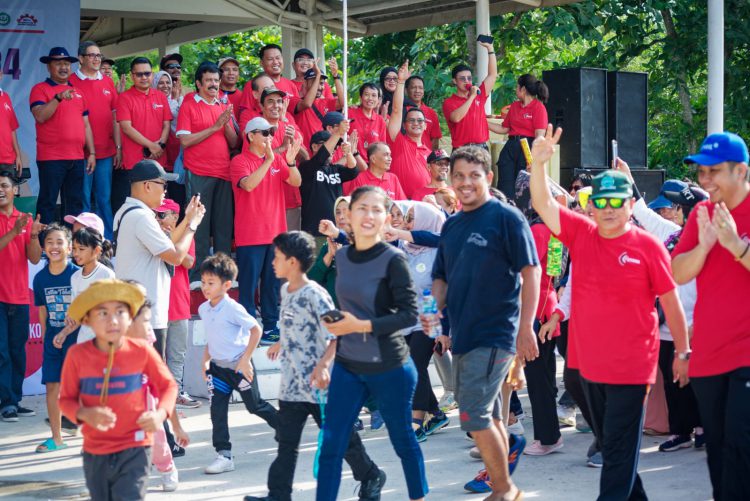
[176,62,239,279]
[30,47,96,224]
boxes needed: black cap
[310,131,331,147]
[427,149,450,163]
[663,185,709,208]
[303,68,327,80]
[128,160,178,184]
[260,87,286,104]
[321,112,350,128]
[40,47,77,64]
[160,53,183,69]
[294,48,315,60]
[101,57,116,66]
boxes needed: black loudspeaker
[560,167,665,203]
[608,71,648,168]
[543,68,608,170]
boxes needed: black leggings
[497,135,534,203]
[406,331,439,414]
[524,329,561,444]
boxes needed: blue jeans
[82,156,114,239]
[36,159,84,224]
[236,244,280,332]
[0,303,29,413]
[316,360,428,501]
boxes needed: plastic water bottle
[422,289,442,339]
[547,236,563,277]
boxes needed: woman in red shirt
[491,74,549,203]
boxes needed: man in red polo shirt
[672,132,750,500]
[406,75,442,151]
[177,62,238,280]
[115,57,172,213]
[230,117,301,346]
[219,57,243,123]
[0,72,22,176]
[238,74,278,135]
[70,41,119,239]
[349,83,386,163]
[259,44,297,97]
[343,142,406,201]
[442,41,497,149]
[410,149,453,203]
[0,171,44,421]
[292,61,344,148]
[386,61,431,200]
[290,48,335,100]
[530,126,690,501]
[30,47,96,224]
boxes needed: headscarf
[379,66,397,114]
[334,195,350,212]
[403,202,445,255]
[151,70,172,91]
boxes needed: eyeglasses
[294,57,314,64]
[132,71,152,78]
[147,180,168,191]
[383,77,398,82]
[570,184,583,192]
[406,118,426,124]
[165,64,181,70]
[592,197,626,209]
[84,53,103,59]
[251,129,273,137]
[456,76,472,82]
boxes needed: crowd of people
[0,36,748,501]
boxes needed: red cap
[155,199,180,213]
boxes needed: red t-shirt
[419,103,442,150]
[271,76,299,98]
[556,207,676,385]
[672,198,750,377]
[0,208,31,304]
[387,133,431,200]
[531,223,559,329]
[176,95,231,180]
[349,106,387,162]
[220,88,243,122]
[169,240,194,321]
[343,168,407,201]
[442,82,489,148]
[230,149,290,246]
[116,87,172,170]
[292,96,340,148]
[270,120,305,210]
[238,84,263,134]
[29,79,88,161]
[0,91,19,164]
[59,337,177,455]
[69,72,118,159]
[502,99,547,138]
[291,79,335,99]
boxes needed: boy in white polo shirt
[198,253,279,475]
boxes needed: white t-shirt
[72,262,116,343]
[198,296,260,363]
[114,197,175,329]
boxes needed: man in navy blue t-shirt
[431,146,540,499]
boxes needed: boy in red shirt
[529,126,690,501]
[59,279,177,500]
[672,132,750,500]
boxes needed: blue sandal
[35,438,68,453]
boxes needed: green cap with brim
[591,171,633,200]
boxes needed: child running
[34,224,79,453]
[59,279,178,500]
[199,253,279,474]
[244,231,384,501]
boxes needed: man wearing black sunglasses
[530,126,690,501]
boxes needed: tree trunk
[661,8,696,151]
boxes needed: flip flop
[35,438,68,453]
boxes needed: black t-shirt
[299,146,359,236]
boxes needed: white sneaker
[438,392,458,412]
[161,467,179,491]
[469,446,482,459]
[557,405,576,427]
[205,454,235,474]
[507,420,525,435]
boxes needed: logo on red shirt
[3,103,10,111]
[103,89,111,96]
[618,252,641,266]
[152,103,164,109]
[523,113,533,119]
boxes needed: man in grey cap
[114,159,205,357]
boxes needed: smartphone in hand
[320,309,344,323]
[477,34,494,44]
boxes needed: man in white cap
[229,117,301,345]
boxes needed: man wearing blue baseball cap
[672,131,750,500]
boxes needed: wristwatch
[675,350,691,361]
[188,221,199,232]
[54,94,62,102]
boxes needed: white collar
[75,69,103,81]
[193,93,220,105]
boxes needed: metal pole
[342,0,349,122]
[476,0,491,115]
[707,0,724,134]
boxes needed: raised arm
[478,40,498,91]
[529,124,563,235]
[295,59,321,112]
[387,61,409,142]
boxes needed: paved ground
[0,381,714,501]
